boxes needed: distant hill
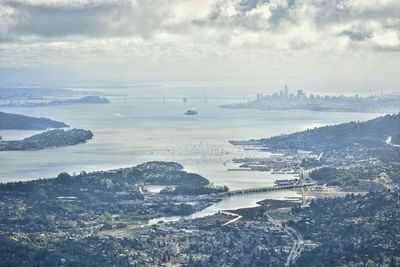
[0,111,69,130]
[231,113,400,166]
[73,96,110,104]
[233,113,400,151]
[48,96,110,105]
[0,95,110,108]
[0,128,93,151]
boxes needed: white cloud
[0,0,399,86]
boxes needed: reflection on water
[148,190,300,224]
[0,86,382,218]
[0,86,379,190]
[0,99,378,184]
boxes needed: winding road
[386,136,400,148]
[263,213,304,266]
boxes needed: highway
[264,213,304,266]
[216,183,316,197]
[285,225,304,266]
[386,136,400,148]
[215,168,311,264]
[221,211,243,226]
[220,208,305,265]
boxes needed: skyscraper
[297,90,303,98]
[284,84,288,98]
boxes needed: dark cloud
[1,0,172,41]
[312,0,353,26]
[192,1,268,32]
[312,0,400,27]
[340,29,372,41]
[0,0,399,54]
[7,1,116,38]
[238,0,269,12]
[268,4,290,29]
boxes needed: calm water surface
[0,86,382,220]
[148,190,300,224]
[0,87,380,190]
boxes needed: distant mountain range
[0,111,68,130]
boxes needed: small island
[184,109,198,116]
[0,111,68,130]
[0,95,110,108]
[48,96,111,105]
[0,128,93,151]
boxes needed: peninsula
[231,113,400,191]
[0,111,68,130]
[0,128,93,151]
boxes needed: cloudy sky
[0,0,399,91]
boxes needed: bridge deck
[216,183,315,197]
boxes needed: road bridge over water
[216,183,316,197]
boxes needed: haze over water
[0,84,380,189]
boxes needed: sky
[0,0,399,92]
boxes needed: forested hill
[0,111,68,130]
[0,129,93,151]
[237,113,400,152]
